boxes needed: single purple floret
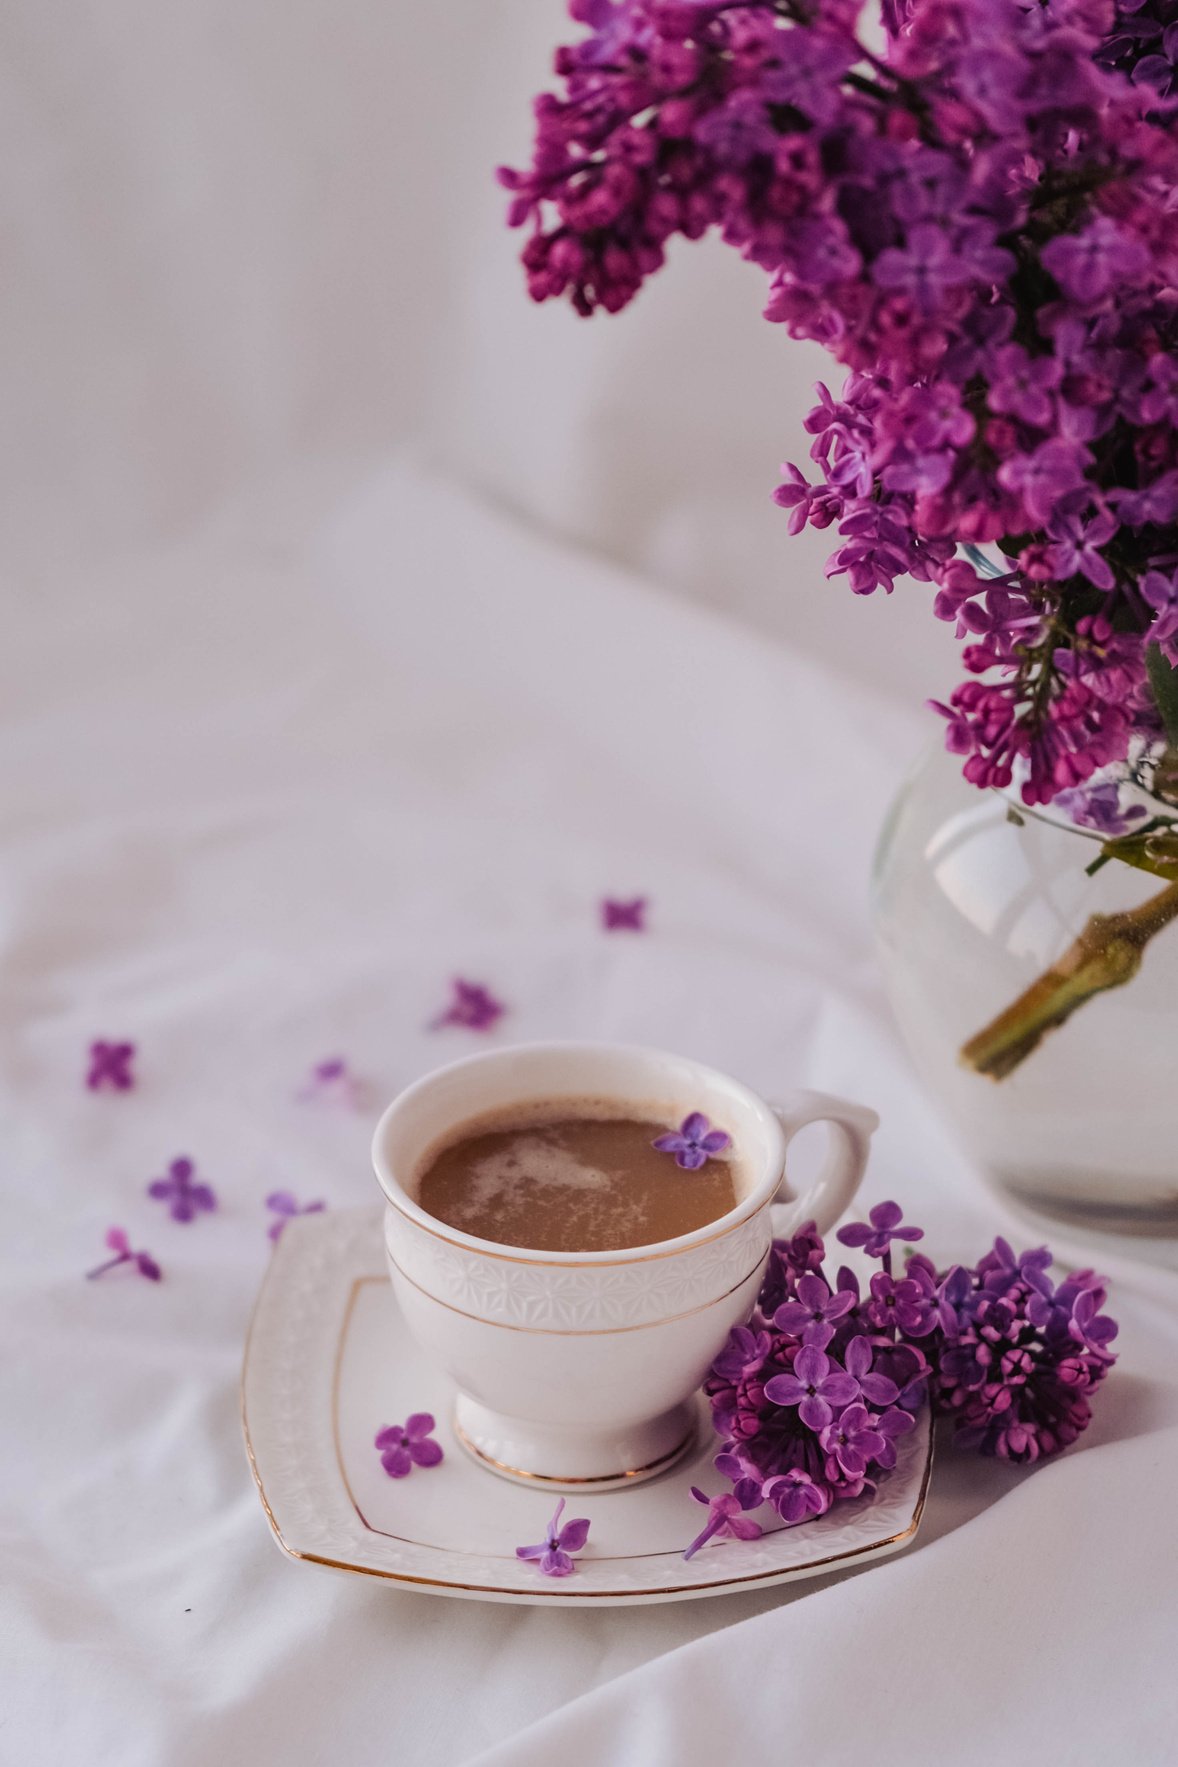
[266,1191,327,1242]
[682,1486,763,1561]
[148,1157,217,1224]
[87,1040,136,1092]
[601,895,647,931]
[837,1200,924,1260]
[86,1225,162,1282]
[763,1468,830,1526]
[296,1056,367,1108]
[515,1498,591,1577]
[764,1344,859,1431]
[374,1413,444,1478]
[430,978,506,1033]
[820,1403,887,1478]
[773,1272,854,1341]
[652,1112,732,1172]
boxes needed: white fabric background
[3,6,1178,1765]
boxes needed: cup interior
[371,1041,786,1258]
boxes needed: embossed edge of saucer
[241,1208,933,1607]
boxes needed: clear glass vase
[872,743,1178,1234]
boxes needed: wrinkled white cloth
[4,463,1178,1767]
[4,4,1178,1761]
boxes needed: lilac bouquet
[700,1204,1116,1532]
[503,0,1178,1074]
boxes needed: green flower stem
[960,878,1178,1080]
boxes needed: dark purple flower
[763,1467,830,1525]
[601,895,647,930]
[148,1157,216,1224]
[430,978,506,1033]
[773,1273,855,1340]
[266,1190,326,1243]
[86,1226,161,1283]
[764,1344,858,1430]
[1042,217,1151,305]
[374,1414,444,1477]
[997,440,1091,526]
[693,91,776,167]
[837,1200,924,1260]
[773,463,841,535]
[652,1111,731,1171]
[710,1324,773,1382]
[872,225,974,311]
[682,1486,763,1560]
[988,344,1061,429]
[820,1402,886,1478]
[1141,568,1178,659]
[1052,781,1147,836]
[1045,503,1117,590]
[842,1334,902,1405]
[866,1270,938,1337]
[516,1498,591,1577]
[87,1040,136,1092]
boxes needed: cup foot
[452,1395,698,1492]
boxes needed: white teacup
[372,1042,877,1490]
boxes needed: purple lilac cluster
[703,1201,1117,1522]
[502,1,1178,808]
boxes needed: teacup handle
[770,1091,878,1241]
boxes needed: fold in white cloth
[5,461,1178,1766]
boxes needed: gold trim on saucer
[241,1244,936,1601]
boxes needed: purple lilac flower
[266,1191,326,1243]
[819,1403,886,1479]
[516,1499,591,1577]
[682,1486,763,1560]
[147,1157,216,1224]
[297,1057,367,1108]
[837,1201,924,1260]
[1042,218,1151,305]
[601,895,647,930]
[1141,569,1178,660]
[934,1239,1117,1463]
[652,1112,731,1171]
[86,1226,161,1283]
[866,1270,938,1337]
[504,0,1178,813]
[374,1414,444,1477]
[1052,781,1147,836]
[1045,503,1118,590]
[987,344,1061,429]
[773,1273,854,1341]
[842,1335,902,1405]
[764,1345,858,1431]
[763,1468,830,1525]
[87,1040,136,1091]
[430,978,506,1033]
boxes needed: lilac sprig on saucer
[699,1202,1119,1545]
[516,1499,591,1578]
[652,1112,731,1172]
[374,1414,444,1478]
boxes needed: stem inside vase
[959,878,1178,1081]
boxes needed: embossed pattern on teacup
[383,1205,770,1332]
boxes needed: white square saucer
[242,1208,932,1606]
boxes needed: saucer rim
[241,1209,933,1607]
